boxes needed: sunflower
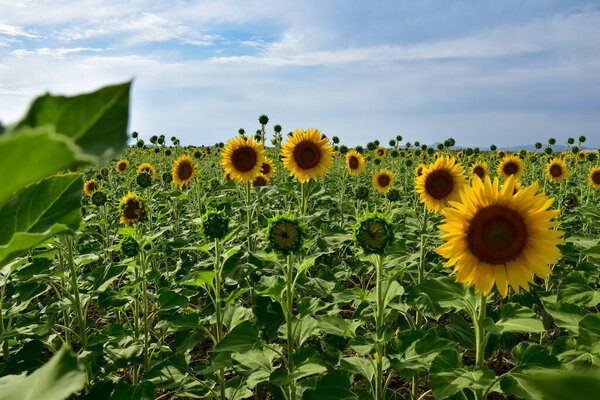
[434,152,440,160]
[260,158,276,179]
[221,136,265,182]
[353,212,394,255]
[416,156,466,213]
[497,150,507,158]
[372,169,394,193]
[119,192,148,226]
[545,158,568,183]
[137,163,156,179]
[346,149,365,175]
[471,161,488,180]
[437,176,563,297]
[281,128,333,183]
[83,179,99,196]
[497,155,525,180]
[375,146,386,158]
[251,174,269,188]
[266,214,305,254]
[457,151,463,159]
[589,167,600,189]
[172,155,198,189]
[578,151,586,161]
[414,163,426,177]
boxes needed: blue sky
[1,0,599,147]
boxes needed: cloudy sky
[1,0,599,147]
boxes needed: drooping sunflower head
[251,174,269,188]
[221,136,265,182]
[353,212,394,255]
[497,155,525,180]
[545,158,568,183]
[414,163,426,178]
[375,146,386,158]
[136,172,153,188]
[281,128,333,183]
[172,155,198,189]
[260,158,276,179]
[119,191,148,226]
[137,163,156,179]
[201,210,230,240]
[91,190,107,206]
[372,169,394,193]
[470,161,488,180]
[589,167,600,189]
[346,149,365,175]
[116,160,128,173]
[83,179,99,196]
[266,214,306,255]
[415,156,466,213]
[437,176,563,297]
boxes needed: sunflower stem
[374,253,385,400]
[285,253,296,400]
[213,238,226,400]
[474,293,488,400]
[139,244,150,374]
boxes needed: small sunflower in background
[562,193,578,209]
[470,161,488,180]
[437,176,563,297]
[346,149,365,175]
[91,191,107,206]
[372,169,394,193]
[375,146,386,158]
[416,156,466,213]
[221,136,265,182]
[172,155,198,189]
[353,212,394,255]
[577,151,586,162]
[137,163,156,179]
[414,163,426,177]
[497,155,525,180]
[281,128,333,183]
[434,152,440,160]
[589,166,600,189]
[497,150,507,158]
[251,174,269,188]
[119,191,148,226]
[260,158,276,179]
[266,214,305,254]
[83,179,99,196]
[457,151,463,159]
[545,158,568,183]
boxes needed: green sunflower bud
[137,172,153,188]
[91,191,107,206]
[266,214,305,255]
[202,211,230,240]
[353,212,394,255]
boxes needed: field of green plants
[1,83,600,400]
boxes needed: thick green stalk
[213,239,226,400]
[139,247,150,373]
[374,254,385,400]
[474,294,488,400]
[285,254,296,400]
[0,269,9,360]
[66,236,87,349]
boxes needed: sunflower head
[356,186,369,200]
[437,176,563,297]
[470,161,488,180]
[116,160,128,173]
[414,164,426,177]
[100,167,109,177]
[120,235,140,258]
[545,158,568,183]
[353,212,394,255]
[372,169,394,193]
[266,214,306,255]
[260,158,276,179]
[119,191,148,226]
[137,163,156,179]
[91,190,107,206]
[83,179,99,196]
[346,149,365,175]
[375,146,387,158]
[578,151,587,161]
[172,155,198,189]
[497,150,507,158]
[589,167,600,189]
[281,128,333,183]
[201,210,230,240]
[136,172,153,188]
[251,174,269,188]
[562,193,578,209]
[497,155,525,180]
[221,136,265,182]
[415,156,466,213]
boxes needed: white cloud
[0,22,39,38]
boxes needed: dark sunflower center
[124,199,140,220]
[349,156,359,170]
[232,147,257,172]
[549,164,562,178]
[499,152,506,158]
[473,166,485,178]
[261,162,271,175]
[378,149,384,156]
[87,181,98,192]
[118,163,126,171]
[177,161,193,180]
[503,162,518,175]
[416,167,423,177]
[253,177,267,187]
[592,171,600,185]
[293,140,321,170]
[377,174,391,187]
[425,170,454,200]
[467,205,527,265]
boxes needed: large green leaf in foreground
[0,174,82,267]
[0,345,85,400]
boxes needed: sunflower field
[1,83,600,400]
